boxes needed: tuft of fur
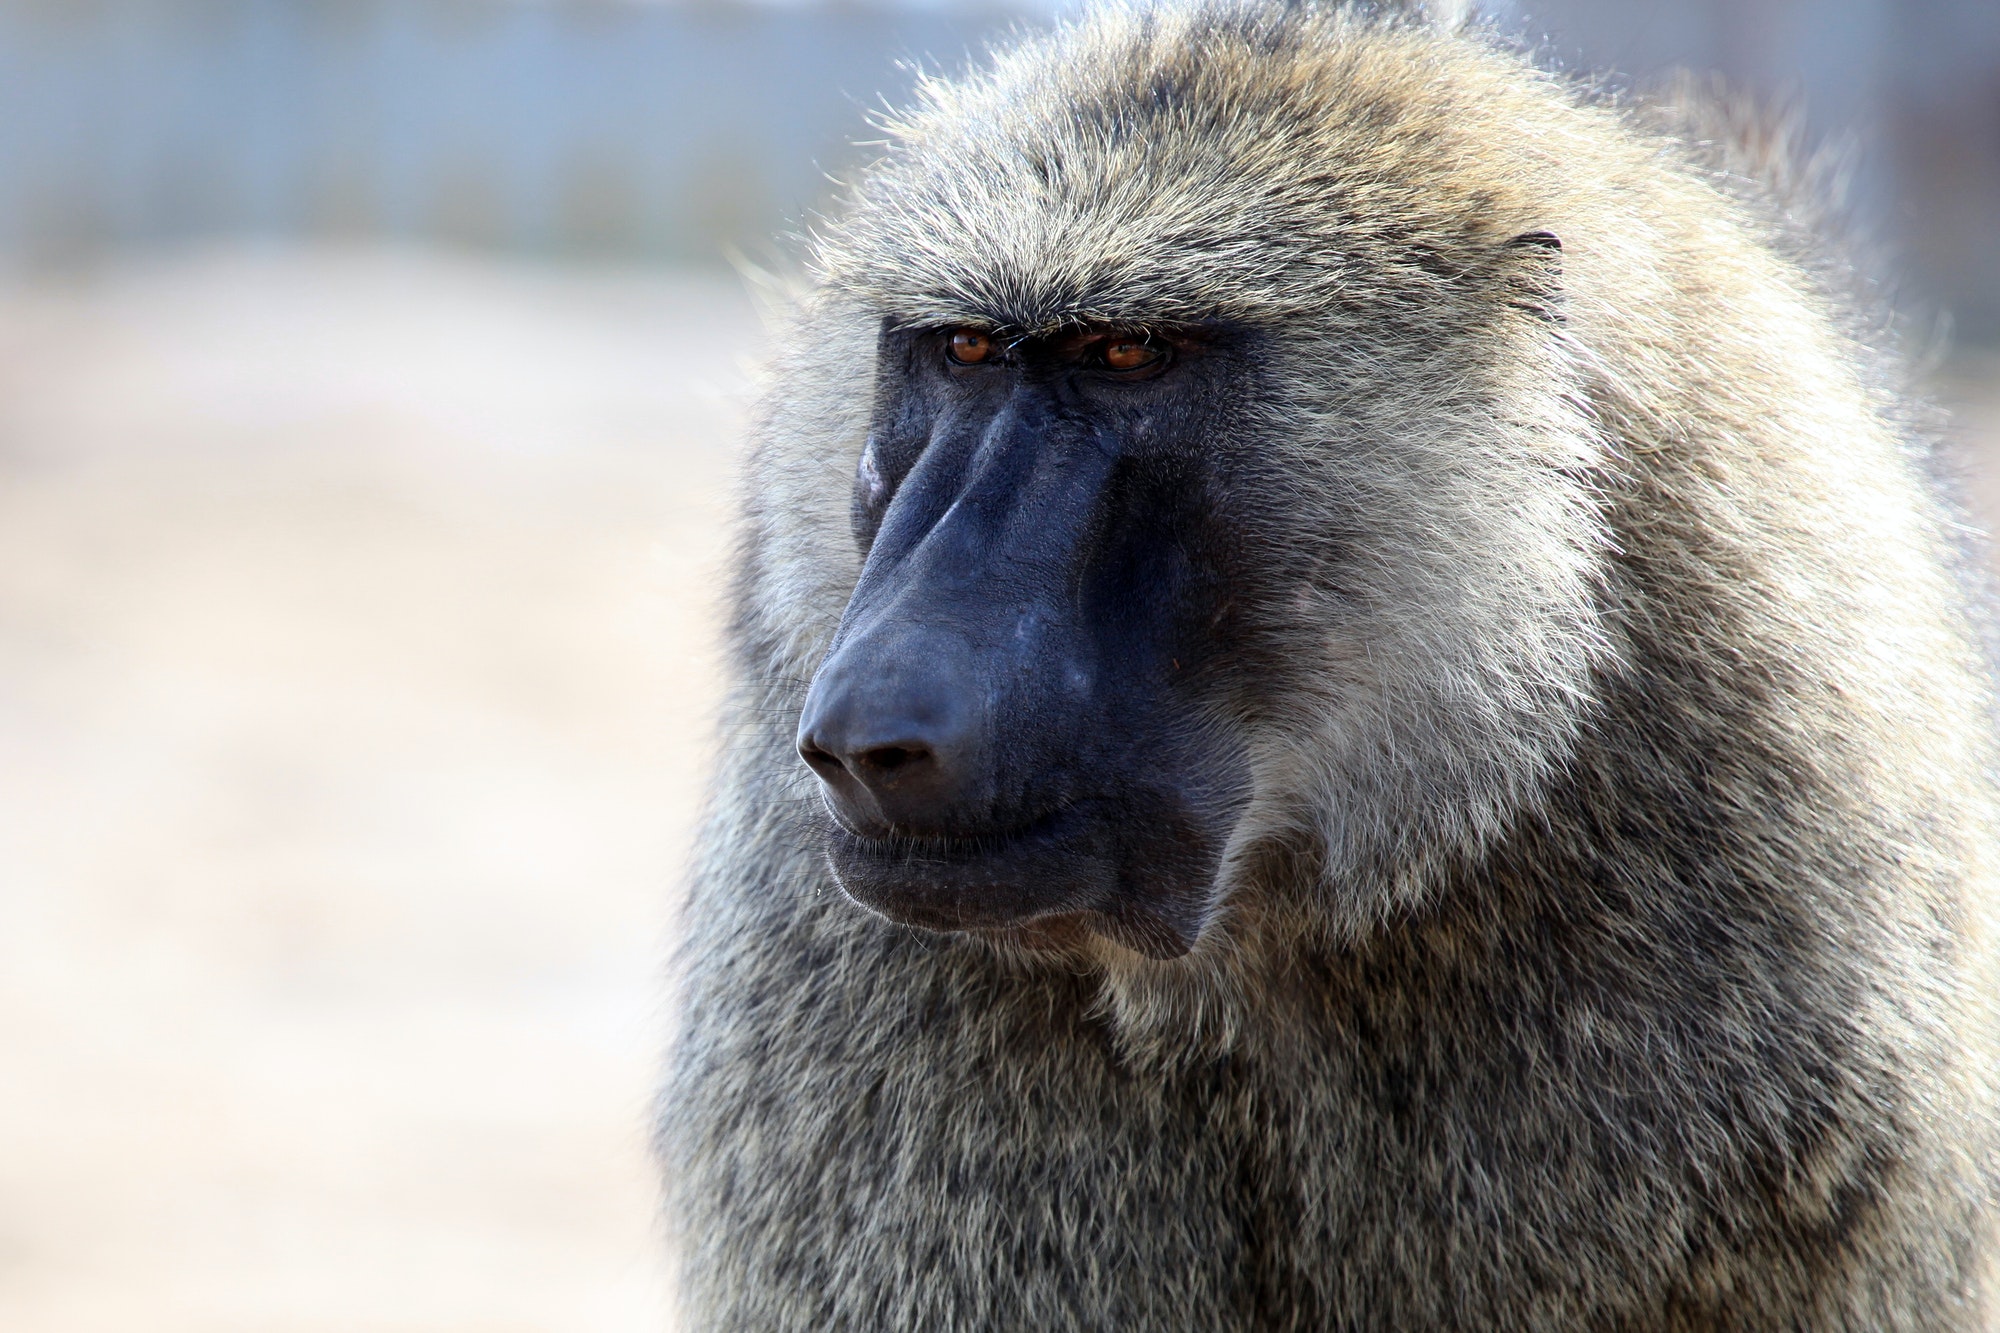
[661,3,2000,1328]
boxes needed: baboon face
[796,321,1268,959]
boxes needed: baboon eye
[1102,337,1162,371]
[947,329,995,365]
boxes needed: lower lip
[821,811,1117,932]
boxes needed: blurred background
[0,2,1994,1331]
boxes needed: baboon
[659,3,2000,1328]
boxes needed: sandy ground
[0,246,1994,1333]
[0,248,761,1333]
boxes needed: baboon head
[787,7,1609,961]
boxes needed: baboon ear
[1504,230,1564,321]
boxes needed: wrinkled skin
[796,322,1263,958]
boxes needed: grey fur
[659,3,2000,1328]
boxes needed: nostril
[798,738,845,778]
[856,743,930,775]
[798,737,934,782]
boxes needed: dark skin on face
[796,319,1264,959]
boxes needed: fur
[660,3,2000,1328]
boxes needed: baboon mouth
[818,807,1216,960]
[824,810,1112,924]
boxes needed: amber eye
[1102,337,1162,371]
[947,329,995,365]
